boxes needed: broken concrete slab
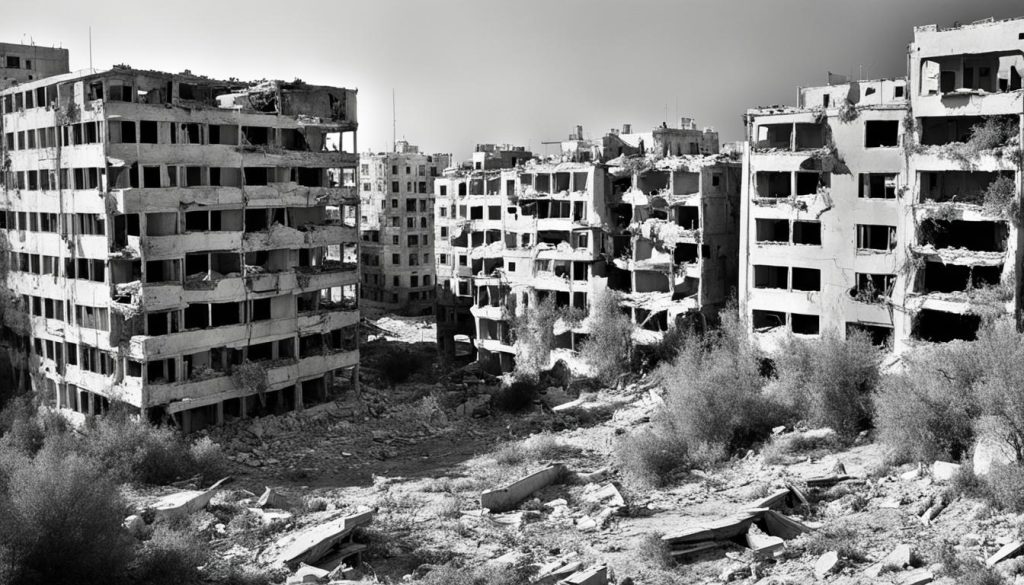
[758,510,813,540]
[576,467,611,484]
[558,565,607,585]
[249,507,294,528]
[987,541,1024,567]
[662,512,760,545]
[258,486,292,509]
[668,541,725,558]
[902,568,934,585]
[552,398,586,412]
[261,510,373,569]
[751,488,792,510]
[286,563,329,584]
[932,461,961,482]
[151,477,231,522]
[865,543,913,577]
[480,463,566,513]
[814,550,839,579]
[581,483,625,508]
[745,531,784,559]
[805,474,854,488]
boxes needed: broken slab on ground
[260,509,373,570]
[150,477,231,522]
[480,463,567,512]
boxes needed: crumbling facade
[741,79,910,348]
[435,122,740,372]
[0,65,361,431]
[902,19,1023,343]
[741,17,1024,351]
[358,141,450,315]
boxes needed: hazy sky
[2,0,1022,160]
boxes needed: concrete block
[480,463,566,512]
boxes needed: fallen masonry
[259,509,374,570]
[480,463,567,512]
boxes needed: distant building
[0,42,69,89]
[358,141,451,315]
[435,120,740,372]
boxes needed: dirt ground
[158,315,1024,584]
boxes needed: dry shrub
[983,463,1024,513]
[0,445,132,585]
[771,330,880,438]
[578,289,634,385]
[762,431,842,465]
[873,341,982,464]
[492,380,538,413]
[129,524,208,585]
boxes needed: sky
[2,0,1023,160]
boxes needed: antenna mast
[88,27,93,70]
[392,89,396,152]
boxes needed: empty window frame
[857,224,896,251]
[865,120,899,147]
[859,173,898,199]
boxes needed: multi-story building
[741,79,910,348]
[903,18,1022,343]
[358,141,450,315]
[0,42,70,89]
[435,121,740,373]
[0,66,361,432]
[740,16,1024,351]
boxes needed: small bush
[762,431,842,465]
[802,525,867,562]
[615,429,693,489]
[636,532,673,569]
[983,463,1024,512]
[974,318,1024,463]
[492,380,538,413]
[873,341,982,463]
[189,436,228,483]
[1,445,132,585]
[772,331,880,438]
[129,524,208,585]
[932,541,1007,584]
[412,562,531,585]
[578,290,634,385]
[78,410,193,485]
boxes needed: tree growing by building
[511,294,557,380]
[579,290,634,385]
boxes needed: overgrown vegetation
[578,290,634,385]
[0,397,250,585]
[873,342,982,463]
[943,115,1020,170]
[771,330,881,438]
[512,295,558,380]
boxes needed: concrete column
[790,123,796,151]
[294,385,304,411]
[87,392,95,415]
[216,401,224,426]
[351,364,360,396]
[181,410,192,435]
[240,395,249,419]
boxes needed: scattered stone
[123,515,147,538]
[902,568,934,585]
[987,541,1024,567]
[814,551,839,579]
[932,461,961,482]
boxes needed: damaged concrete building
[741,16,1024,349]
[435,122,740,372]
[0,65,361,431]
[358,141,450,315]
[741,79,910,347]
[903,18,1023,343]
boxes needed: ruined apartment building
[741,79,909,348]
[435,122,739,372]
[359,141,450,315]
[741,16,1024,349]
[0,65,361,432]
[0,42,69,89]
